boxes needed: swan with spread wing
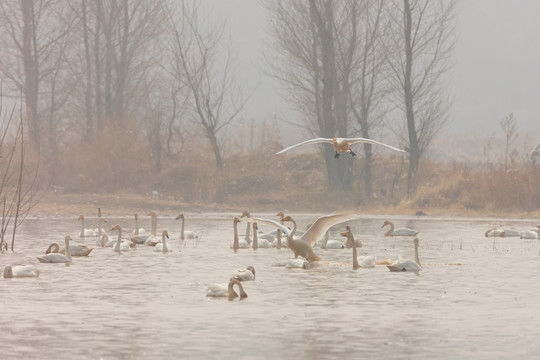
[245,213,360,262]
[276,137,406,158]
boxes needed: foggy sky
[206,0,540,147]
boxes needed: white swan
[240,210,252,244]
[501,228,520,237]
[386,238,422,272]
[485,228,506,237]
[520,228,539,239]
[276,137,406,158]
[37,235,73,263]
[285,258,309,269]
[130,213,148,244]
[231,265,255,281]
[231,217,249,250]
[206,277,248,300]
[154,231,171,253]
[46,242,93,257]
[320,232,344,249]
[175,213,198,240]
[111,225,131,252]
[382,220,419,236]
[251,223,270,249]
[3,264,41,278]
[78,215,97,238]
[145,212,160,246]
[341,226,375,268]
[247,213,360,262]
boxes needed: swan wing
[276,138,334,154]
[301,213,360,246]
[345,137,406,153]
[244,217,292,237]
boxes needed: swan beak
[340,231,348,237]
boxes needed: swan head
[276,211,285,218]
[134,213,138,219]
[3,265,13,278]
[282,216,293,222]
[246,265,255,278]
[240,210,250,218]
[162,230,169,238]
[175,214,184,220]
[228,278,247,300]
[148,211,156,217]
[381,220,391,228]
[78,215,84,221]
[233,217,240,224]
[111,224,122,231]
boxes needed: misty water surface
[1,213,540,359]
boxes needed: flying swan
[276,137,406,158]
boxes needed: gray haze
[207,0,540,151]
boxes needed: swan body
[341,226,375,269]
[382,220,418,236]
[206,278,248,299]
[501,228,520,237]
[175,214,198,240]
[231,266,255,281]
[3,265,41,278]
[231,217,249,249]
[154,231,171,253]
[285,258,309,269]
[111,225,131,252]
[276,137,406,158]
[78,215,97,238]
[37,235,73,263]
[520,230,539,239]
[60,244,93,257]
[485,228,506,237]
[387,238,422,272]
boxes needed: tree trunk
[21,0,39,146]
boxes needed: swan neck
[151,214,157,236]
[80,217,85,237]
[162,232,168,253]
[276,229,282,249]
[180,216,185,239]
[414,240,420,265]
[385,221,394,236]
[134,217,139,236]
[245,222,251,242]
[228,279,239,299]
[65,237,71,260]
[286,218,297,247]
[115,227,122,252]
[233,220,239,250]
[252,223,258,249]
[350,234,359,269]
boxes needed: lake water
[1,212,540,359]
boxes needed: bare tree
[386,0,456,193]
[500,112,518,171]
[0,102,42,252]
[265,0,364,191]
[165,1,249,168]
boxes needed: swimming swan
[175,214,198,240]
[131,213,148,244]
[78,215,97,238]
[206,277,248,300]
[251,223,270,249]
[386,238,422,272]
[276,137,406,158]
[3,265,41,278]
[231,217,249,250]
[46,242,93,257]
[485,228,506,237]
[382,220,419,236]
[341,226,374,269]
[231,265,255,281]
[37,235,72,263]
[145,212,160,246]
[111,225,131,252]
[154,231,171,253]
[240,210,252,244]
